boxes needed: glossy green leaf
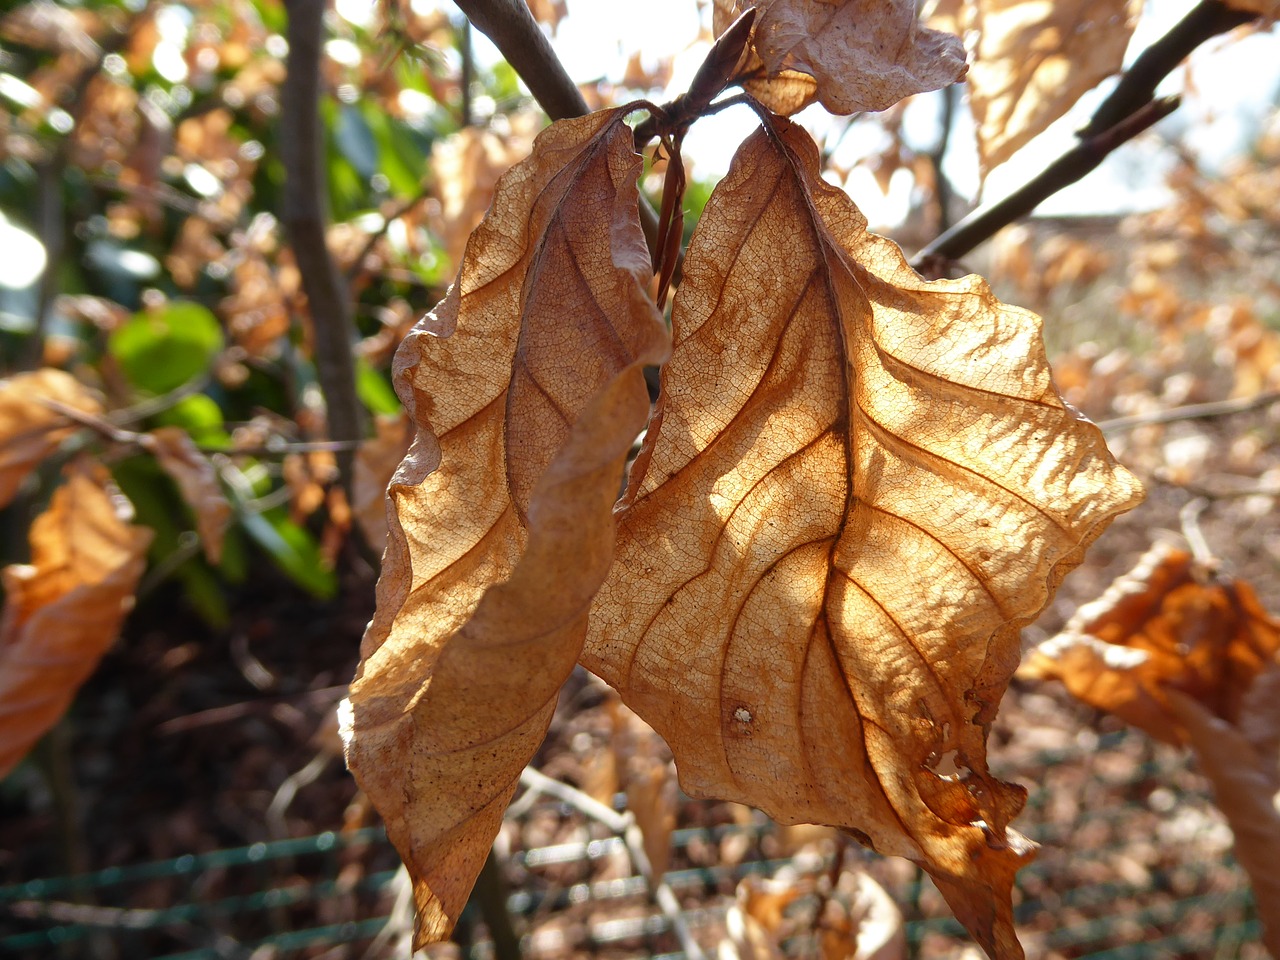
[356,357,400,416]
[109,302,225,396]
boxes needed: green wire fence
[0,732,1264,959]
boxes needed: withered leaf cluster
[335,3,1146,957]
[342,7,1144,956]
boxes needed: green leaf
[176,560,231,629]
[239,510,337,599]
[153,394,231,448]
[109,302,225,396]
[356,357,401,416]
[336,104,379,181]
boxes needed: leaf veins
[583,112,1143,959]
[343,107,669,948]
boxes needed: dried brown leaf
[610,701,677,878]
[0,464,152,779]
[1166,688,1280,958]
[713,0,967,115]
[821,871,906,960]
[584,113,1142,959]
[342,107,669,948]
[1021,541,1280,745]
[143,427,231,565]
[966,0,1140,178]
[352,413,413,552]
[0,369,103,509]
[430,124,536,272]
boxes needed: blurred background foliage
[0,0,553,623]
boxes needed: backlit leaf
[965,0,1140,178]
[0,369,102,509]
[583,113,1142,959]
[1021,541,1280,745]
[1165,689,1280,958]
[342,107,669,947]
[713,0,967,115]
[0,464,152,779]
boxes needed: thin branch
[281,0,364,495]
[345,189,432,284]
[452,0,589,121]
[1178,498,1218,570]
[1098,389,1280,435]
[914,96,1179,269]
[912,0,1261,269]
[460,19,475,127]
[452,0,661,256]
[1080,0,1257,138]
[518,766,707,960]
[929,84,956,234]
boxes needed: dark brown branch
[281,0,364,493]
[913,96,1179,270]
[452,0,662,256]
[1080,0,1257,138]
[452,0,589,120]
[912,0,1260,270]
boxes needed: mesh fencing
[0,728,1263,959]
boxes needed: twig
[1178,498,1218,570]
[1098,389,1280,435]
[914,96,1179,268]
[471,849,523,960]
[155,685,350,735]
[452,0,588,121]
[460,19,474,127]
[281,0,364,496]
[344,189,432,284]
[518,766,707,960]
[1079,1,1257,138]
[452,0,661,256]
[930,85,956,234]
[912,0,1260,269]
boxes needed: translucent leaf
[109,301,225,396]
[143,426,231,565]
[0,369,102,509]
[342,107,669,948]
[584,114,1142,959]
[0,464,151,779]
[713,0,967,115]
[966,0,1141,178]
[1022,541,1280,746]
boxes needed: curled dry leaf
[1165,689,1280,958]
[584,113,1142,959]
[1020,541,1280,746]
[610,700,677,878]
[713,0,967,116]
[342,107,669,947]
[0,464,152,779]
[965,0,1140,178]
[352,413,413,552]
[143,427,231,565]
[0,369,103,509]
[820,871,906,960]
